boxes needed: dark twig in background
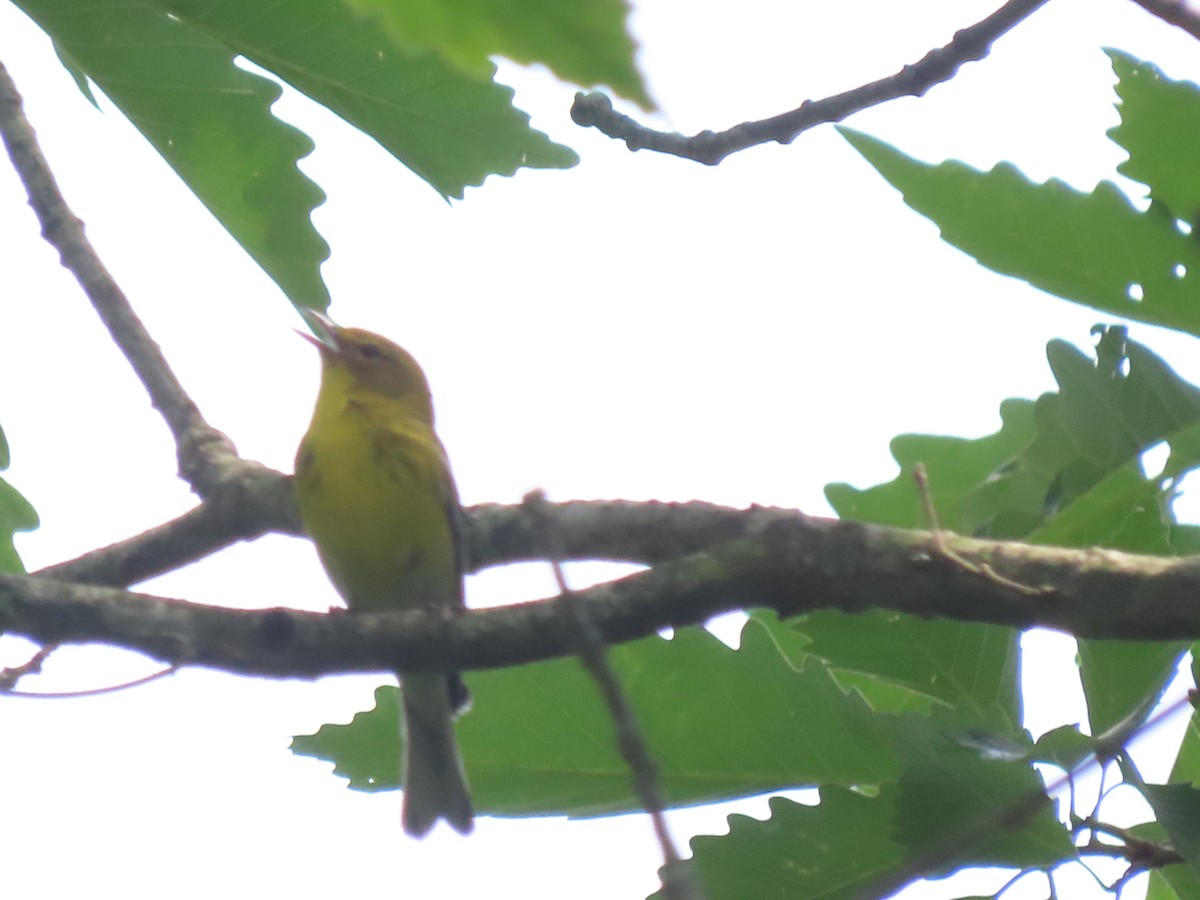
[1130,0,1200,41]
[571,0,1050,164]
[861,697,1196,898]
[0,59,252,497]
[0,643,54,690]
[4,665,176,699]
[522,492,701,900]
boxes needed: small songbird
[294,309,473,837]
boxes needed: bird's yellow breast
[295,395,460,613]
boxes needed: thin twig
[0,644,55,690]
[861,693,1195,898]
[913,462,1051,597]
[571,0,1050,164]
[1129,0,1200,40]
[521,490,702,900]
[3,665,176,699]
[0,59,242,497]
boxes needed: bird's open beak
[297,308,341,354]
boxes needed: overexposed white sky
[2,1,1200,897]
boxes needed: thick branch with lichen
[5,514,1199,681]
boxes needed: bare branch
[522,492,699,900]
[0,59,248,497]
[1129,0,1200,41]
[36,491,795,590]
[6,516,1200,680]
[571,0,1050,164]
[36,466,298,587]
[4,665,176,699]
[0,643,54,690]
[465,499,798,569]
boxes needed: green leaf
[679,727,1074,900]
[1167,524,1200,555]
[822,399,1026,725]
[826,330,1200,766]
[291,684,403,788]
[14,0,330,307]
[1016,333,1200,524]
[793,611,1020,720]
[832,330,1200,547]
[346,0,651,109]
[1109,50,1200,220]
[0,426,38,574]
[671,789,907,900]
[825,669,936,716]
[49,39,99,107]
[892,715,1076,874]
[1138,820,1200,900]
[1148,860,1200,900]
[839,127,1200,337]
[1026,465,1172,552]
[1078,640,1184,740]
[1165,659,1200,785]
[161,0,579,199]
[1141,782,1200,878]
[826,398,1037,535]
[1032,724,1097,771]
[294,623,905,817]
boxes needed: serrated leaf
[826,331,1200,761]
[346,0,651,109]
[0,426,37,574]
[832,331,1200,548]
[295,623,905,817]
[793,611,1020,720]
[14,0,330,307]
[667,790,906,900]
[1109,50,1200,219]
[291,684,403,788]
[826,398,1037,535]
[161,0,579,199]
[1019,334,1200,521]
[839,127,1200,337]
[49,39,98,107]
[893,719,1076,873]
[1027,465,1172,552]
[827,669,936,716]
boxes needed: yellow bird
[294,310,473,837]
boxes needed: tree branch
[35,466,298,587]
[35,490,798,589]
[1129,0,1200,41]
[6,516,1200,680]
[570,0,1050,164]
[0,59,258,497]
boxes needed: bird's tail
[400,672,474,837]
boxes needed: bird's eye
[357,343,383,359]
